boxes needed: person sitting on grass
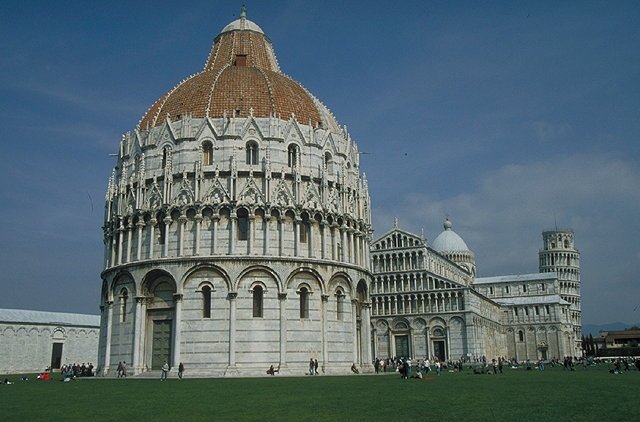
[351,363,359,374]
[267,364,280,375]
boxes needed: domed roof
[138,11,338,131]
[431,218,471,253]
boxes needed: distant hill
[582,322,640,336]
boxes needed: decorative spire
[240,5,247,19]
[394,217,399,229]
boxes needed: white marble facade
[0,309,99,374]
[370,221,580,363]
[99,14,372,376]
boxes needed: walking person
[178,362,184,380]
[161,361,169,381]
[314,359,319,375]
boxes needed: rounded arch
[285,267,325,295]
[391,317,411,331]
[412,317,427,331]
[110,271,136,301]
[181,264,232,293]
[141,269,177,311]
[327,271,354,295]
[235,264,283,293]
[356,279,368,303]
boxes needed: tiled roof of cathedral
[474,273,557,284]
[138,9,335,131]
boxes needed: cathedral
[98,11,581,376]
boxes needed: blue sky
[0,1,638,325]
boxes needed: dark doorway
[151,320,172,370]
[395,335,410,358]
[51,343,63,369]
[433,340,446,362]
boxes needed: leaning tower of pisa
[539,229,581,356]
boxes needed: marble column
[148,219,156,259]
[132,297,144,373]
[172,294,183,369]
[163,217,171,257]
[103,301,113,375]
[194,214,202,255]
[135,221,144,261]
[279,293,287,367]
[178,216,186,256]
[263,215,271,255]
[321,294,329,373]
[351,300,358,364]
[228,292,237,367]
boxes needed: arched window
[237,208,249,241]
[202,141,213,166]
[162,147,170,169]
[120,289,128,323]
[253,285,264,318]
[288,144,298,168]
[299,214,309,243]
[522,284,527,293]
[134,155,141,174]
[518,330,524,342]
[336,289,345,321]
[246,141,258,165]
[299,286,310,319]
[202,285,212,318]
[324,151,333,174]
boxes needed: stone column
[172,294,183,369]
[294,217,301,257]
[331,224,338,260]
[308,221,315,258]
[163,217,171,257]
[351,299,359,365]
[341,227,347,262]
[228,292,237,367]
[178,215,186,256]
[320,220,328,259]
[132,296,144,373]
[103,300,113,375]
[194,214,202,255]
[445,325,451,361]
[148,219,156,259]
[425,326,431,360]
[212,215,219,255]
[279,293,287,367]
[362,303,373,370]
[278,218,284,256]
[263,215,271,255]
[126,224,133,263]
[229,213,237,255]
[248,216,254,255]
[135,221,144,261]
[321,294,329,373]
[117,225,124,265]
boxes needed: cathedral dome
[138,12,338,132]
[431,218,470,253]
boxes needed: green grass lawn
[1,365,639,421]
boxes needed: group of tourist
[61,363,94,379]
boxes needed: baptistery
[98,10,373,376]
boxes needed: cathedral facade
[98,11,581,376]
[370,221,581,362]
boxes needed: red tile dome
[138,15,332,130]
